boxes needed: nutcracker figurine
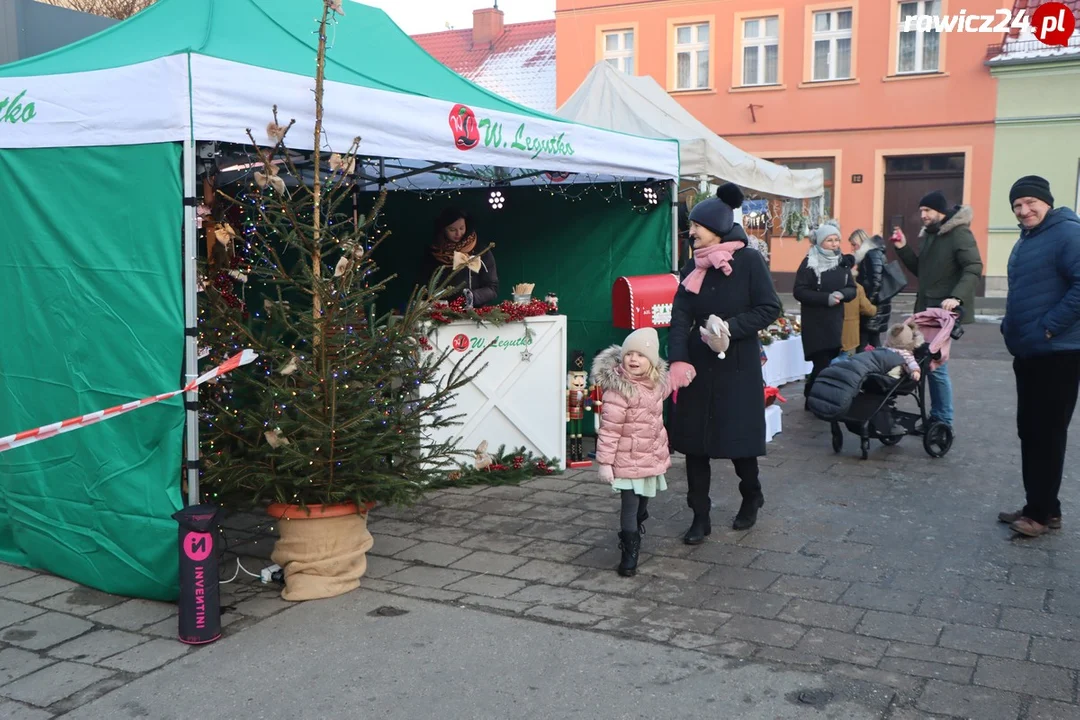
[566,350,592,468]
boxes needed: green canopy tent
[0,0,679,600]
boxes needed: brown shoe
[1010,516,1050,537]
[998,509,1061,529]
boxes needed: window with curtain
[603,30,635,75]
[897,0,940,74]
[674,23,710,89]
[742,16,780,86]
[811,9,853,81]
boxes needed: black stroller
[806,308,964,460]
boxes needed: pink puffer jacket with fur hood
[591,345,672,479]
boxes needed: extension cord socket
[260,564,282,584]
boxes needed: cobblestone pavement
[1,324,1078,719]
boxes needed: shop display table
[765,403,782,443]
[763,336,812,387]
[421,315,567,471]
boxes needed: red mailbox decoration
[612,274,680,330]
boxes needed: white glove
[699,315,730,359]
[828,291,843,306]
[598,464,615,485]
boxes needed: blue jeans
[927,361,954,426]
[830,350,854,366]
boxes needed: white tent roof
[557,62,824,199]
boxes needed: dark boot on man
[617,530,641,576]
[733,493,765,530]
[682,513,711,545]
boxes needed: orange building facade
[556,0,1006,289]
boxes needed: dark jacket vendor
[417,207,500,308]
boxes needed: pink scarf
[681,241,745,294]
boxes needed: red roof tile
[412,19,555,77]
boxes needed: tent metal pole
[670,179,679,272]
[182,139,200,507]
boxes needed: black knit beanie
[1009,175,1054,207]
[918,191,949,214]
[688,183,744,237]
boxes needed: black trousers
[685,454,761,515]
[805,348,840,403]
[860,329,882,350]
[1015,352,1080,524]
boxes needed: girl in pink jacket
[591,327,672,577]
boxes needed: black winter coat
[417,248,500,307]
[666,247,782,459]
[856,240,892,333]
[793,256,856,358]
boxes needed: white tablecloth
[765,404,782,443]
[763,336,812,387]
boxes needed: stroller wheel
[880,434,904,446]
[831,423,843,453]
[860,437,870,460]
[923,421,954,458]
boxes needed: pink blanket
[909,308,957,371]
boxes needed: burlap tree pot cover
[267,503,375,602]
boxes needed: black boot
[733,458,764,530]
[733,493,765,530]
[683,512,711,545]
[684,454,712,544]
[617,530,640,576]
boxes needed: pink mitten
[670,361,696,389]
[598,464,615,485]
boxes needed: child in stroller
[805,308,963,459]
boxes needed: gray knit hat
[812,224,841,246]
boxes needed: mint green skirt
[611,474,667,498]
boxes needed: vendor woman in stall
[418,207,500,308]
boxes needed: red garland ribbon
[429,298,553,325]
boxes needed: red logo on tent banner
[449,104,479,151]
[452,334,471,352]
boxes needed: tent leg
[670,179,679,272]
[182,139,200,507]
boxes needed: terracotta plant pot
[267,501,377,602]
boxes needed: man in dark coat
[996,176,1080,537]
[892,191,983,429]
[667,183,783,542]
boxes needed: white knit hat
[621,327,661,368]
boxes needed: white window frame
[811,8,853,81]
[602,29,634,75]
[741,16,780,86]
[674,22,710,90]
[897,0,941,74]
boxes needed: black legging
[619,490,649,533]
[805,348,840,401]
[685,454,761,515]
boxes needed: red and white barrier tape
[0,349,258,454]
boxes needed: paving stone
[999,607,1080,641]
[567,569,639,596]
[0,647,53,685]
[516,540,591,563]
[476,485,538,501]
[566,512,613,529]
[700,588,789,619]
[962,580,1047,611]
[938,624,1030,660]
[0,599,46,631]
[634,578,719,609]
[713,614,805,649]
[470,500,537,516]
[778,599,865,632]
[383,566,473,589]
[1027,699,1080,720]
[768,575,849,602]
[688,543,760,567]
[801,540,873,561]
[505,560,586,585]
[916,679,1023,720]
[818,558,889,584]
[505,584,593,608]
[1,612,93,650]
[0,576,78,604]
[36,587,126,618]
[442,575,527,599]
[520,477,583,492]
[393,542,474,567]
[230,596,292,619]
[754,646,826,667]
[796,628,889,667]
[594,617,674,643]
[697,566,780,591]
[87,599,176,631]
[855,610,945,645]
[886,641,979,667]
[0,700,53,720]
[523,605,602,627]
[1030,637,1080,670]
[422,493,481,510]
[96,638,190,673]
[419,509,484,527]
[638,536,698,559]
[49,629,148,663]
[433,484,487,495]
[576,594,658,621]
[839,583,922,613]
[365,519,424,537]
[391,586,465,602]
[735,532,809,553]
[516,506,585,523]
[367,535,419,557]
[457,595,531,615]
[879,657,974,683]
[522,490,584,507]
[915,596,1001,627]
[640,604,731,635]
[0,661,113,707]
[448,551,528,575]
[569,527,613,546]
[668,631,722,650]
[515,521,588,541]
[458,532,533,554]
[571,547,655,571]
[0,565,38,587]
[972,656,1073,701]
[363,556,410,580]
[747,550,825,577]
[889,571,967,597]
[358,579,401,594]
[636,557,710,582]
[462,515,531,535]
[700,640,757,660]
[827,663,922,692]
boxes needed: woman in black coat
[849,230,891,348]
[793,224,856,407]
[667,184,783,543]
[417,207,500,307]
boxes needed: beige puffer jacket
[591,345,672,479]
